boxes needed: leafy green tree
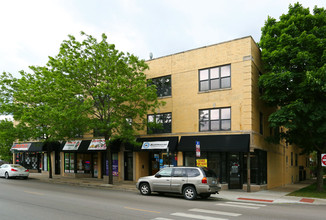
[0,119,16,162]
[0,67,91,178]
[46,32,161,184]
[259,3,326,191]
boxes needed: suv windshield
[202,168,217,178]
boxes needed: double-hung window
[199,107,231,131]
[147,112,172,134]
[199,64,231,91]
[150,75,171,97]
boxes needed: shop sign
[322,154,326,167]
[88,139,107,150]
[196,159,207,167]
[11,143,31,151]
[63,140,82,151]
[141,141,169,150]
[196,141,200,157]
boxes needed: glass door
[229,153,242,189]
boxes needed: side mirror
[155,173,161,178]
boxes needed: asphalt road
[0,177,324,220]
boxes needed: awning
[88,139,107,151]
[179,134,250,152]
[11,142,45,152]
[62,140,91,153]
[136,136,178,152]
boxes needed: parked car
[136,166,221,200]
[0,164,29,179]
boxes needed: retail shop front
[135,137,178,178]
[62,139,119,179]
[11,142,61,174]
[179,134,253,189]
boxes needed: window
[291,152,293,166]
[147,113,172,134]
[186,168,200,177]
[157,167,172,177]
[199,107,231,131]
[259,112,263,135]
[150,75,171,97]
[64,153,75,173]
[295,153,298,166]
[173,168,186,177]
[199,64,231,91]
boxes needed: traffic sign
[322,154,326,167]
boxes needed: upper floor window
[199,64,231,91]
[199,107,231,131]
[147,112,172,134]
[150,75,171,97]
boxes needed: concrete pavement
[28,173,326,205]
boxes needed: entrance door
[124,152,133,181]
[55,151,60,175]
[229,153,242,189]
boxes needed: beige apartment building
[134,36,310,190]
[11,36,309,190]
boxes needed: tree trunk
[48,143,52,179]
[316,150,324,192]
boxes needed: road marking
[124,207,160,214]
[171,212,227,220]
[24,191,44,196]
[226,202,266,207]
[238,197,273,203]
[189,208,241,217]
[153,218,173,220]
[216,203,260,209]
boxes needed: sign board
[88,139,107,150]
[141,141,169,150]
[196,141,200,157]
[322,154,326,167]
[63,140,82,151]
[196,159,207,167]
[11,143,31,151]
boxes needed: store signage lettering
[63,140,82,150]
[141,141,169,150]
[11,143,31,151]
[88,139,107,150]
[196,159,207,167]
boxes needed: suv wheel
[139,183,151,195]
[183,186,197,200]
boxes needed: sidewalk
[29,173,326,205]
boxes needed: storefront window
[65,153,75,173]
[105,152,119,176]
[77,154,91,174]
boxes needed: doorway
[229,153,242,189]
[124,152,133,181]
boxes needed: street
[0,177,324,220]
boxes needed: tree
[0,119,16,162]
[46,32,162,184]
[259,3,326,191]
[0,67,91,178]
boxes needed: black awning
[28,142,45,152]
[179,134,250,152]
[136,136,179,152]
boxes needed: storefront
[62,139,119,179]
[178,134,263,189]
[136,137,178,176]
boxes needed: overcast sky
[0,0,325,79]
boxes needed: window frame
[149,75,172,97]
[147,112,172,134]
[199,64,231,91]
[199,107,231,132]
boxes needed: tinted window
[186,168,200,177]
[173,168,186,177]
[157,168,172,177]
[202,168,217,178]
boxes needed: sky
[0,0,325,80]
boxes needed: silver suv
[136,167,221,200]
